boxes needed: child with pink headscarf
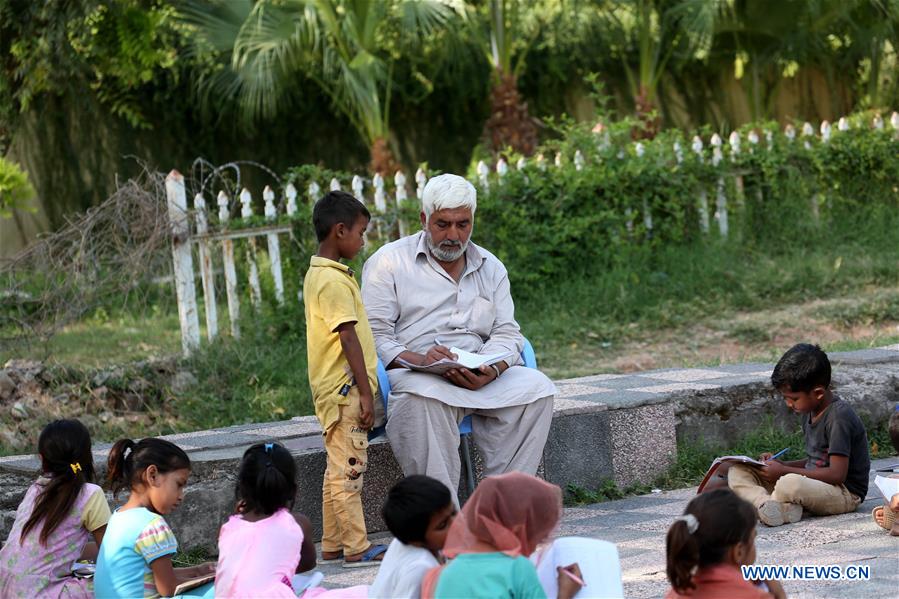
[422,472,583,599]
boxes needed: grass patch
[519,238,899,378]
[655,420,805,490]
[172,546,216,567]
[0,310,182,367]
[819,290,899,328]
[565,480,652,506]
[177,305,313,430]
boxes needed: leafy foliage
[0,157,35,218]
[178,0,463,172]
[470,111,899,295]
[0,0,180,135]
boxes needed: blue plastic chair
[372,338,537,497]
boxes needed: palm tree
[596,0,729,137]
[179,0,460,175]
[480,0,540,156]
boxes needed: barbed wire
[1,167,177,353]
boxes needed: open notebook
[531,537,624,599]
[696,455,767,493]
[397,348,514,375]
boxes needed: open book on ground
[696,455,767,493]
[874,475,899,501]
[397,347,514,376]
[173,573,215,596]
[531,536,624,598]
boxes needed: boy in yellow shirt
[303,190,386,567]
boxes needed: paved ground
[315,457,899,598]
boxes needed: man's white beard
[426,230,469,262]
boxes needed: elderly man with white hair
[361,173,555,504]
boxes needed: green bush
[462,112,899,296]
[0,157,35,218]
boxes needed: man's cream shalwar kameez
[361,232,555,502]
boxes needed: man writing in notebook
[361,174,556,505]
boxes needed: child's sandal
[342,544,387,568]
[872,505,897,531]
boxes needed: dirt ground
[542,291,899,379]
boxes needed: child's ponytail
[666,515,701,592]
[665,489,757,593]
[236,442,297,516]
[107,438,137,495]
[107,437,190,496]
[21,419,95,545]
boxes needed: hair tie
[123,446,133,460]
[70,462,82,475]
[674,514,699,534]
[264,443,274,453]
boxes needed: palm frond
[176,0,254,53]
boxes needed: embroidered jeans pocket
[469,296,496,338]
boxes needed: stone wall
[3,347,897,552]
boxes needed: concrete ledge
[3,346,898,551]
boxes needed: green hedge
[278,112,899,296]
[471,114,899,291]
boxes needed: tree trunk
[483,70,539,156]
[632,85,661,140]
[370,137,399,176]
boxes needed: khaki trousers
[321,387,371,555]
[386,391,553,506]
[728,464,861,516]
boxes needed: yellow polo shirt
[303,256,378,430]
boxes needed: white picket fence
[165,169,426,356]
[167,112,899,356]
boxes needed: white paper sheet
[531,537,624,599]
[874,475,899,501]
[396,349,513,375]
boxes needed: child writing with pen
[728,344,870,526]
[422,472,584,599]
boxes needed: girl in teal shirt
[424,472,583,599]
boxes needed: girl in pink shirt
[214,442,317,598]
[665,489,785,599]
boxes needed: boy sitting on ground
[369,475,456,599]
[728,343,870,527]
